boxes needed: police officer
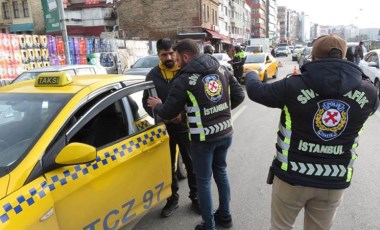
[228,45,246,83]
[245,35,379,229]
[147,39,245,230]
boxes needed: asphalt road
[132,56,380,230]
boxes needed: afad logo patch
[313,100,350,141]
[203,74,223,102]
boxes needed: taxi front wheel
[177,154,187,180]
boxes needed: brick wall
[118,0,202,40]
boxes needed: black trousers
[233,67,243,82]
[168,130,197,201]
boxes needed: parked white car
[212,53,233,73]
[359,49,380,99]
[12,65,107,83]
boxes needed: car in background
[242,53,279,83]
[275,46,289,57]
[212,53,233,73]
[288,45,295,53]
[299,47,313,69]
[123,55,159,76]
[245,45,264,53]
[0,72,171,229]
[292,47,304,61]
[359,49,380,99]
[12,65,107,83]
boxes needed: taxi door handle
[40,208,54,222]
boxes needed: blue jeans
[190,136,233,230]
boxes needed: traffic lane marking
[232,105,247,123]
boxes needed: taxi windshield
[246,54,265,64]
[0,93,72,175]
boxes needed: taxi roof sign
[35,72,73,87]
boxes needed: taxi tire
[177,154,187,180]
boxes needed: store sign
[41,0,61,33]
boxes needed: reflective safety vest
[184,71,234,142]
[235,50,246,59]
[272,82,377,189]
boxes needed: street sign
[41,0,61,33]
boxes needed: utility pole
[57,0,71,64]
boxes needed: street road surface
[132,56,380,230]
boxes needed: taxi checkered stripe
[0,127,167,224]
[0,181,49,223]
[136,119,151,131]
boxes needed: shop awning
[205,29,222,39]
[221,35,232,44]
[177,33,207,40]
[9,23,34,32]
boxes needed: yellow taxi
[242,53,279,83]
[0,72,172,229]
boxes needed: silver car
[123,55,159,76]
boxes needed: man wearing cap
[245,34,379,229]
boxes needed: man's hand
[147,96,162,109]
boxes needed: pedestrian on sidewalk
[354,41,364,64]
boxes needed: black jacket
[346,47,354,62]
[246,60,379,189]
[142,65,188,133]
[154,54,245,142]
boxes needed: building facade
[247,0,266,38]
[117,0,237,51]
[277,6,287,43]
[0,0,38,34]
[266,0,277,44]
[61,0,116,36]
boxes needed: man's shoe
[191,198,201,215]
[195,223,214,230]
[214,210,233,228]
[161,198,179,217]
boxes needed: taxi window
[0,93,72,175]
[127,91,154,132]
[70,99,129,148]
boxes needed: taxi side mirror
[56,142,96,165]
[266,59,272,63]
